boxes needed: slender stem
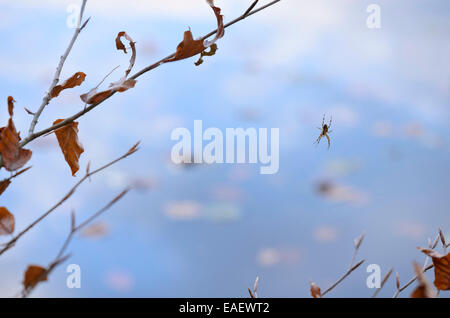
[371,267,393,298]
[27,0,89,136]
[321,259,365,296]
[21,189,129,298]
[0,142,139,256]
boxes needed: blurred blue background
[0,0,449,297]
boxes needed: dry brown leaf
[80,89,114,105]
[115,31,136,78]
[53,119,84,176]
[166,0,224,63]
[50,72,86,98]
[0,119,32,172]
[310,281,322,298]
[7,96,15,116]
[23,265,48,289]
[410,262,435,298]
[0,179,11,196]
[418,248,450,290]
[80,32,137,105]
[0,207,15,235]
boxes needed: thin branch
[27,0,89,136]
[248,276,259,298]
[321,259,365,296]
[371,267,393,298]
[321,233,365,297]
[21,189,129,298]
[0,142,139,256]
[1,166,32,183]
[17,0,282,149]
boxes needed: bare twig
[321,259,365,297]
[21,189,129,297]
[371,267,393,298]
[248,276,259,298]
[321,233,365,297]
[0,166,32,184]
[27,0,89,136]
[17,0,282,149]
[0,142,139,256]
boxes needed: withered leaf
[0,119,32,172]
[410,262,435,298]
[0,207,15,235]
[418,248,450,290]
[195,43,218,66]
[80,32,137,105]
[7,96,15,117]
[166,0,224,63]
[115,31,136,78]
[50,72,86,98]
[80,89,114,105]
[23,265,48,289]
[0,179,11,197]
[310,281,322,298]
[53,119,84,176]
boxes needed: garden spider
[315,115,332,149]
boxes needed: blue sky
[0,0,449,297]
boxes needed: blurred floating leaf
[316,180,369,205]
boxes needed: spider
[315,115,332,149]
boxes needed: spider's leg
[328,129,333,133]
[325,133,331,149]
[314,133,323,146]
[328,116,332,129]
[317,127,322,130]
[322,114,325,127]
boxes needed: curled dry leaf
[0,99,32,171]
[53,119,84,176]
[165,0,224,63]
[410,262,435,298]
[23,265,48,289]
[418,248,450,290]
[50,72,86,98]
[0,207,15,235]
[310,281,322,298]
[80,32,137,105]
[195,43,218,66]
[115,31,136,78]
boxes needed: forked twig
[321,233,365,297]
[21,188,129,297]
[0,142,139,256]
